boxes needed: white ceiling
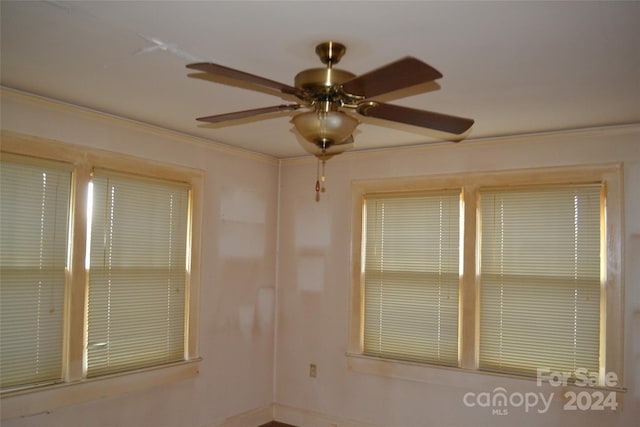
[2,1,639,159]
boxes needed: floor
[258,422,298,427]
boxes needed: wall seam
[272,159,283,412]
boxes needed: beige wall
[275,127,640,426]
[2,88,639,426]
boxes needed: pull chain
[315,157,321,194]
[315,144,328,200]
[315,157,326,194]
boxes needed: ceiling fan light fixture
[291,111,358,150]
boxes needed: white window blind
[362,191,460,366]
[86,170,189,377]
[479,184,601,377]
[0,155,71,391]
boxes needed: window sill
[1,358,201,421]
[346,353,626,395]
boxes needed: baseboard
[273,403,380,427]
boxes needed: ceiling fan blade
[187,62,305,98]
[197,104,302,124]
[342,57,443,98]
[357,102,474,135]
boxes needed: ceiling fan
[187,41,473,146]
[187,41,473,195]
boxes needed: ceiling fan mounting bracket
[356,100,380,116]
[315,41,346,65]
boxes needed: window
[0,136,202,400]
[362,191,460,366]
[86,171,190,377]
[0,155,72,390]
[478,185,601,377]
[350,166,623,386]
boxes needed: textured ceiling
[1,1,639,158]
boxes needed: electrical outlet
[309,363,317,378]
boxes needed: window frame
[1,131,203,418]
[348,164,624,390]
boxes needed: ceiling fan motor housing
[294,68,355,96]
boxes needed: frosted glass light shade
[292,111,358,146]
